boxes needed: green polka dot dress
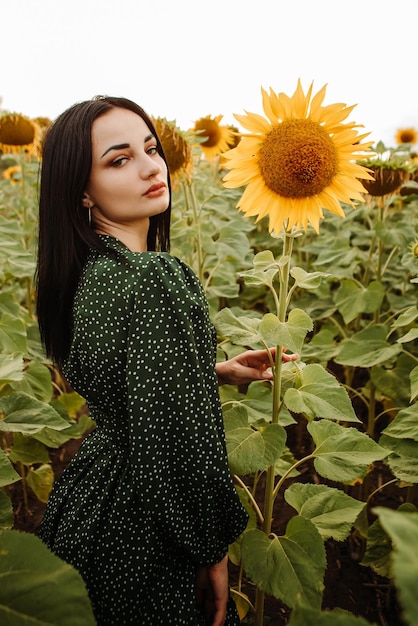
[39,235,248,626]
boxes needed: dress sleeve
[125,255,248,565]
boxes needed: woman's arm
[195,555,229,626]
[216,348,298,386]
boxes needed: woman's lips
[144,182,166,197]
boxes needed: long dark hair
[36,96,172,367]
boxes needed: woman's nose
[141,155,161,179]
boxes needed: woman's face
[84,107,169,233]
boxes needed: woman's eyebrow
[100,135,155,159]
[101,143,130,158]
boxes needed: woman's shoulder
[75,237,208,319]
[86,236,198,287]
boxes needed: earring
[88,206,92,227]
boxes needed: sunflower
[222,79,374,233]
[2,164,22,185]
[359,160,408,196]
[395,127,417,145]
[153,117,193,189]
[219,126,242,170]
[0,113,42,158]
[33,116,52,131]
[226,125,241,150]
[193,114,233,160]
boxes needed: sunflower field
[1,81,418,626]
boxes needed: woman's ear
[82,193,93,209]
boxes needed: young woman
[36,96,296,626]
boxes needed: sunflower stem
[183,180,204,281]
[272,231,294,425]
[255,230,295,626]
[254,588,266,626]
[233,474,264,525]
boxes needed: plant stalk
[186,181,204,281]
[254,230,294,626]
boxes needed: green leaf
[290,267,331,290]
[224,405,286,474]
[227,381,273,425]
[253,250,277,267]
[0,530,96,625]
[26,323,49,362]
[4,251,36,279]
[309,420,389,483]
[396,328,418,344]
[379,404,418,483]
[214,308,263,348]
[335,325,401,368]
[375,507,418,626]
[379,434,418,483]
[206,281,239,300]
[240,381,296,427]
[228,486,258,566]
[31,413,94,448]
[238,250,279,287]
[0,492,13,530]
[375,218,410,248]
[391,306,418,328]
[284,364,359,422]
[0,392,72,435]
[0,313,27,353]
[288,604,373,625]
[302,328,339,363]
[411,366,418,402]
[274,445,301,479]
[334,279,385,324]
[0,293,21,318]
[9,433,51,465]
[312,236,360,269]
[0,353,24,384]
[26,464,54,503]
[259,309,313,354]
[296,289,337,322]
[284,483,365,541]
[359,506,418,578]
[241,518,326,609]
[12,360,53,403]
[214,225,252,262]
[0,448,21,487]
[53,392,86,419]
[370,360,411,406]
[380,404,418,442]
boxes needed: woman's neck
[94,222,149,253]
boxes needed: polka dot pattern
[39,235,248,625]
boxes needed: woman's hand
[216,348,298,386]
[195,555,229,626]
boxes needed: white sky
[2,0,417,147]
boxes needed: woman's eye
[147,146,158,156]
[111,157,129,167]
